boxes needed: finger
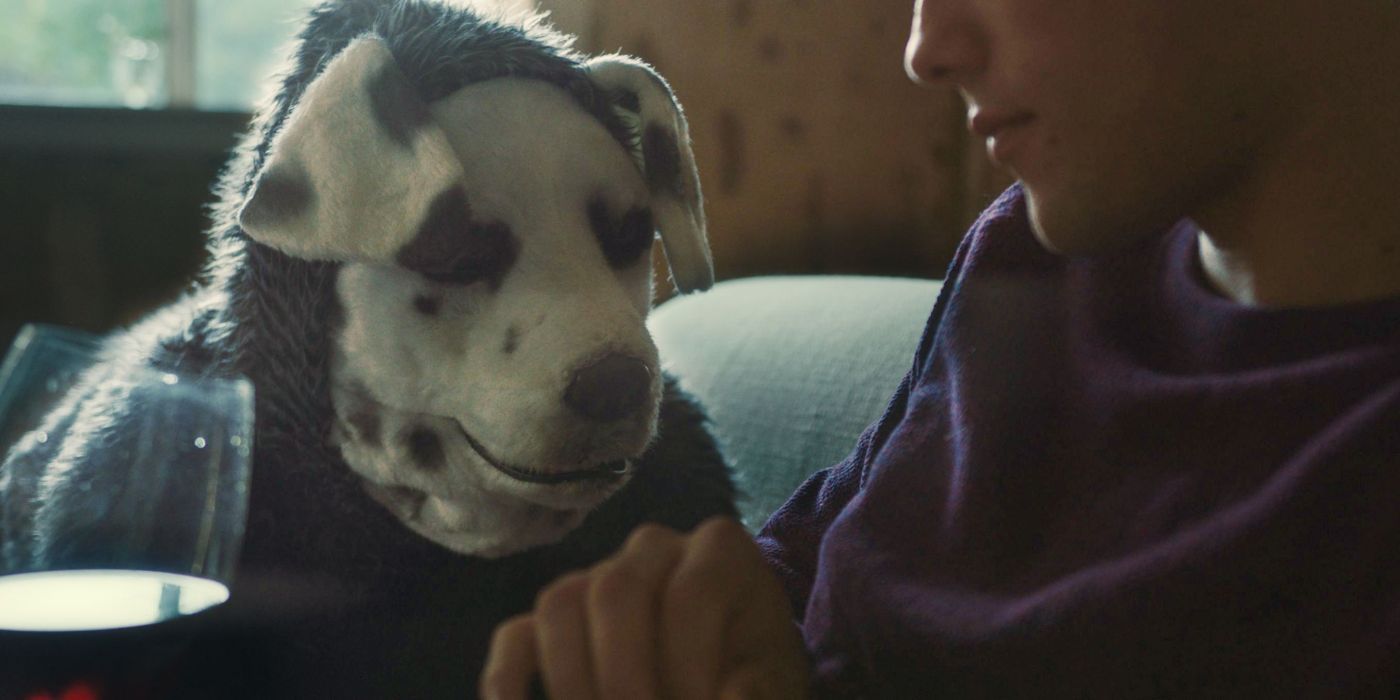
[534,572,599,700]
[481,614,540,700]
[587,523,686,699]
[660,517,768,700]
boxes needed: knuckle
[691,518,763,569]
[694,516,747,547]
[489,614,532,647]
[589,560,644,609]
[665,560,732,611]
[663,540,763,618]
[625,521,679,551]
[535,572,588,615]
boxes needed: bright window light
[0,0,316,111]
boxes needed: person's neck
[1195,15,1400,309]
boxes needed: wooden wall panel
[537,0,1008,282]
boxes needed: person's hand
[480,516,811,700]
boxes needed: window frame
[0,103,247,158]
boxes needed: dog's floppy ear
[239,35,466,263]
[585,56,714,293]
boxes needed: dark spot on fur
[413,295,441,315]
[615,208,656,265]
[368,62,431,148]
[397,188,520,291]
[643,123,683,198]
[615,88,640,113]
[587,196,654,268]
[348,405,382,447]
[716,111,746,195]
[241,166,314,230]
[503,325,520,355]
[404,426,445,471]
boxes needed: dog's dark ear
[585,56,713,294]
[239,35,466,263]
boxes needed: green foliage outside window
[0,0,166,106]
[196,0,318,110]
[0,0,316,110]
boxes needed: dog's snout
[564,353,651,422]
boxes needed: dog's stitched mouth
[455,422,631,485]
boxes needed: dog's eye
[417,258,474,285]
[410,221,519,290]
[588,197,654,269]
[398,188,520,291]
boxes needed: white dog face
[238,37,711,556]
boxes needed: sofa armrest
[649,275,941,530]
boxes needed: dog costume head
[238,30,711,557]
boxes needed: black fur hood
[128,0,688,577]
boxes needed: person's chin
[1023,187,1089,255]
[1023,186,1150,257]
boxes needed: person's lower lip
[986,119,1033,167]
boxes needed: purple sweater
[757,185,1400,698]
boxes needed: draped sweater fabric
[758,184,1400,698]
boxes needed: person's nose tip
[905,32,973,85]
[906,48,953,84]
[905,32,942,84]
[904,4,984,86]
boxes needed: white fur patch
[240,37,468,264]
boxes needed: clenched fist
[481,517,811,700]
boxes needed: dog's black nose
[564,353,651,422]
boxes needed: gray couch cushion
[649,275,941,529]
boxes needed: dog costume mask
[238,33,713,556]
